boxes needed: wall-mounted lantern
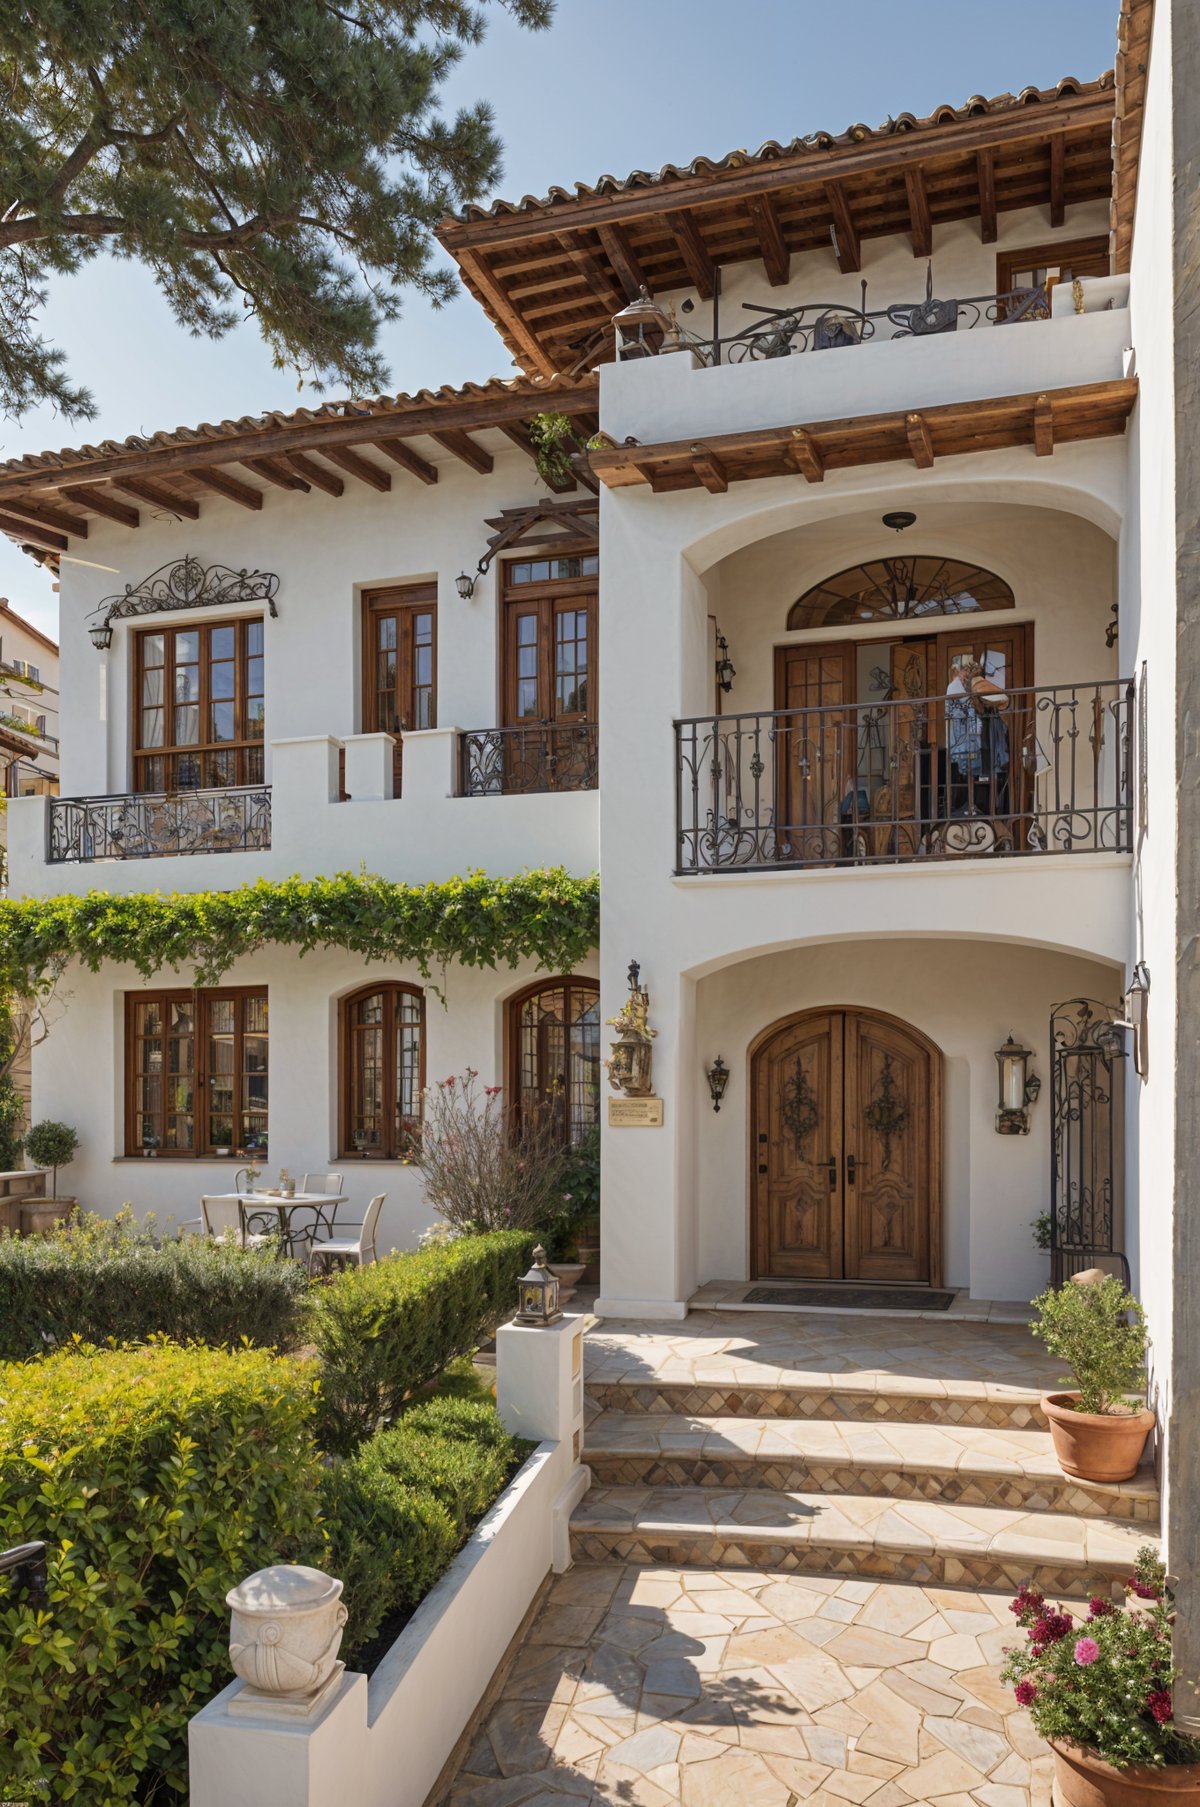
[1125,962,1150,1078]
[707,1056,730,1113]
[995,1035,1040,1135]
[455,570,477,601]
[515,1245,562,1326]
[715,629,736,694]
[88,619,114,650]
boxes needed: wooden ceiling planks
[584,379,1138,491]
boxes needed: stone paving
[444,1560,1062,1806]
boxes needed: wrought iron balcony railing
[676,679,1134,875]
[49,785,272,862]
[459,723,598,797]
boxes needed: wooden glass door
[363,583,437,794]
[773,643,856,863]
[752,1008,940,1284]
[501,555,597,792]
[935,624,1032,848]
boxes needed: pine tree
[0,0,553,420]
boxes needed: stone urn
[226,1565,348,1719]
[548,1261,587,1304]
[19,1197,77,1237]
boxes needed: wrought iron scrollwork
[458,723,598,797]
[49,786,272,862]
[86,555,280,643]
[1049,997,1130,1286]
[781,1060,819,1153]
[863,1055,909,1171]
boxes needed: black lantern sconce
[88,618,114,650]
[714,629,736,694]
[515,1245,563,1325]
[707,1056,730,1113]
[995,1036,1040,1135]
[456,568,481,601]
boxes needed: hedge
[311,1229,534,1452]
[0,1213,309,1361]
[0,1342,322,1803]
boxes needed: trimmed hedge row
[311,1229,534,1451]
[0,1213,308,1360]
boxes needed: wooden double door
[752,1008,941,1284]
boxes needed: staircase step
[583,1414,1158,1523]
[570,1484,1157,1594]
[585,1375,1049,1431]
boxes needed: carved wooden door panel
[870,642,934,859]
[753,1011,844,1279]
[842,1012,936,1284]
[774,645,856,864]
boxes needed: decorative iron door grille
[1049,997,1129,1286]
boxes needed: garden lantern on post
[515,1246,562,1326]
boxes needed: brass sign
[608,1095,664,1128]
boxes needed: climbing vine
[0,867,600,999]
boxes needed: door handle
[846,1153,857,1186]
[824,1156,837,1189]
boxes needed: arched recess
[749,1004,943,1288]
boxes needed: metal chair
[200,1195,276,1250]
[308,1194,385,1274]
[300,1171,345,1252]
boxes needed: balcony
[48,785,272,862]
[458,723,598,797]
[675,679,1134,875]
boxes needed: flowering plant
[1002,1548,1200,1769]
[408,1068,569,1234]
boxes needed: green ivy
[0,867,599,996]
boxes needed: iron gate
[1049,997,1130,1286]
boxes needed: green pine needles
[0,867,599,998]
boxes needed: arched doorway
[750,1007,942,1285]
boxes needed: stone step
[570,1484,1157,1594]
[582,1413,1158,1523]
[585,1373,1049,1432]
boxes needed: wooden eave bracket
[1034,393,1055,456]
[906,412,935,469]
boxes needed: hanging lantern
[613,287,673,360]
[515,1245,562,1325]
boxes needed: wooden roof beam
[787,429,825,483]
[0,512,67,553]
[558,231,624,313]
[322,447,392,492]
[690,446,728,494]
[977,148,998,244]
[1049,132,1066,228]
[906,412,934,469]
[285,452,344,496]
[456,249,559,378]
[904,167,933,259]
[60,484,140,526]
[371,439,438,485]
[747,192,790,286]
[1034,393,1055,456]
[432,429,494,475]
[189,466,263,510]
[243,456,310,492]
[0,496,88,538]
[114,477,200,519]
[826,183,861,274]
[495,420,574,494]
[665,211,715,300]
[597,222,649,301]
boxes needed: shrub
[311,1228,532,1452]
[401,1393,516,1453]
[22,1118,79,1197]
[409,1069,567,1233]
[0,1212,309,1361]
[0,1342,322,1802]
[1002,1549,1200,1768]
[1031,1273,1148,1414]
[355,1418,513,1540]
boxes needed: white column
[496,1310,589,1570]
[340,733,393,802]
[400,726,461,799]
[188,1674,368,1807]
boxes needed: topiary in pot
[1031,1273,1155,1482]
[22,1119,80,1201]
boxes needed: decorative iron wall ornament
[863,1054,909,1170]
[86,555,280,647]
[781,1060,819,1153]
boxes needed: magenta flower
[1031,1612,1072,1647]
[1089,1597,1116,1619]
[1014,1679,1037,1707]
[1074,1637,1101,1666]
[1147,1689,1173,1724]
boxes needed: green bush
[311,1229,533,1452]
[0,1342,322,1802]
[1031,1273,1148,1414]
[355,1419,513,1539]
[0,1212,309,1360]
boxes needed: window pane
[211,700,235,743]
[143,634,165,669]
[210,661,235,700]
[209,625,235,661]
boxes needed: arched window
[788,557,1014,631]
[340,984,425,1159]
[507,977,601,1146]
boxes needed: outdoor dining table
[208,1191,348,1260]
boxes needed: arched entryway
[750,1006,942,1286]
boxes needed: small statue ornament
[606,961,657,1097]
[226,1565,348,1719]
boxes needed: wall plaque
[608,1095,664,1128]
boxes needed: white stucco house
[0,0,1189,1460]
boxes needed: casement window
[126,989,268,1157]
[134,618,265,792]
[339,984,426,1158]
[501,556,597,728]
[362,585,436,795]
[507,976,601,1147]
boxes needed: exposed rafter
[746,191,790,286]
[114,478,200,520]
[189,467,263,511]
[0,496,88,538]
[597,222,648,301]
[1034,393,1056,456]
[433,429,494,475]
[285,452,343,496]
[558,231,624,313]
[826,182,861,273]
[906,412,934,469]
[243,456,310,493]
[904,167,933,259]
[787,429,825,483]
[63,484,140,526]
[371,439,438,485]
[976,148,998,243]
[665,210,715,299]
[322,446,391,492]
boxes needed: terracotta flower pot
[1042,1392,1155,1483]
[19,1197,77,1237]
[1051,1740,1200,1806]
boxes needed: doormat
[742,1284,957,1312]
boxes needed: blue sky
[0,0,1119,636]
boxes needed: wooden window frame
[500,553,598,729]
[995,235,1110,300]
[505,974,601,1146]
[133,616,265,794]
[361,584,438,737]
[124,986,268,1158]
[338,982,427,1161]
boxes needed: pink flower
[1147,1689,1173,1724]
[1014,1680,1037,1707]
[1073,1637,1101,1666]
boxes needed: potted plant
[20,1119,80,1235]
[1032,1273,1155,1482]
[543,1123,599,1302]
[1003,1549,1200,1804]
[142,1129,160,1158]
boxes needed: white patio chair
[200,1195,276,1250]
[307,1193,385,1274]
[300,1170,346,1253]
[301,1172,345,1195]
